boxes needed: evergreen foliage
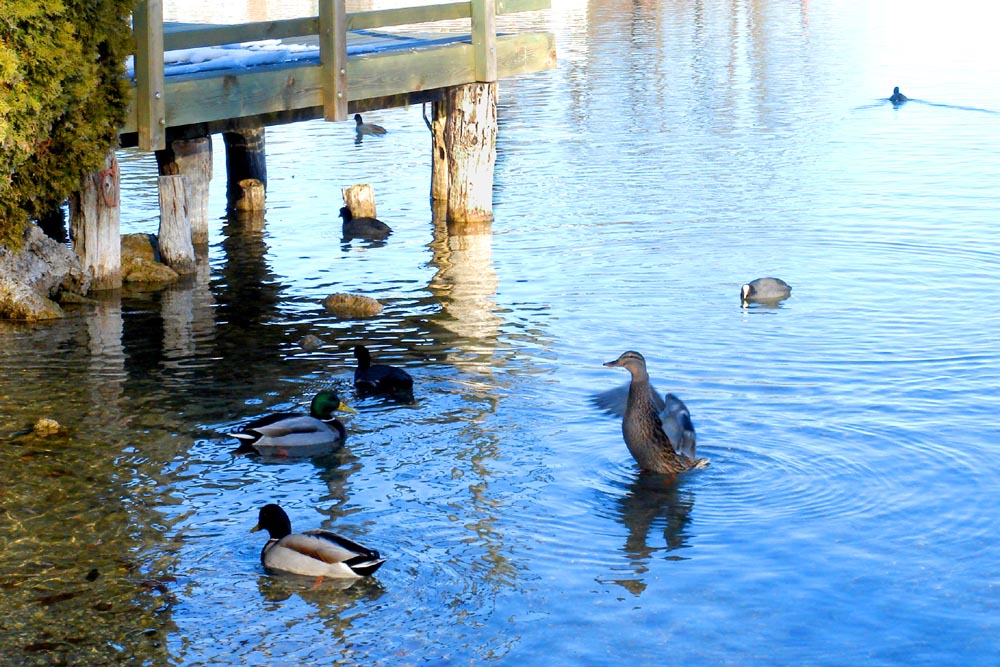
[0,0,132,250]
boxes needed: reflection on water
[605,475,696,595]
[4,0,1000,663]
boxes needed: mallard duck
[230,390,355,458]
[354,114,387,136]
[603,351,707,475]
[339,206,392,241]
[353,344,414,402]
[741,277,791,305]
[251,504,385,578]
[889,86,908,104]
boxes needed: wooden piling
[441,83,497,223]
[157,175,196,274]
[430,99,449,204]
[223,126,267,212]
[235,178,266,213]
[70,149,122,290]
[155,136,213,245]
[342,184,377,218]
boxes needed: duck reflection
[609,474,696,594]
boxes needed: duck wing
[231,413,343,452]
[592,381,665,418]
[295,530,385,575]
[659,393,697,459]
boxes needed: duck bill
[603,360,620,368]
[250,523,262,533]
[338,401,357,414]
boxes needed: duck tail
[347,555,386,577]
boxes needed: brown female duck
[603,350,707,475]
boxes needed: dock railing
[129,0,553,151]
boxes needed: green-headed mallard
[251,504,385,578]
[740,277,791,305]
[354,345,414,403]
[603,351,707,475]
[230,390,355,458]
[354,114,387,136]
[339,206,392,241]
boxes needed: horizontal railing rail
[130,0,553,150]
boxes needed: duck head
[311,389,356,419]
[251,503,292,540]
[604,350,649,379]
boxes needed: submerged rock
[122,256,179,284]
[121,233,178,284]
[32,418,63,437]
[322,293,383,318]
[299,334,324,351]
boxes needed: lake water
[3,0,1000,664]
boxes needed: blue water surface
[2,0,1000,665]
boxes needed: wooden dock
[71,0,555,291]
[124,0,556,150]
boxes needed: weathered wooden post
[158,175,196,274]
[443,83,498,223]
[430,99,449,203]
[234,179,266,213]
[70,149,122,290]
[155,136,213,245]
[342,184,377,218]
[430,0,498,223]
[223,126,267,213]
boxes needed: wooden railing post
[133,0,166,150]
[471,0,497,82]
[319,0,348,121]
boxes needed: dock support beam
[70,149,121,290]
[431,82,498,223]
[223,126,267,213]
[155,136,213,246]
[158,175,196,275]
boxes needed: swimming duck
[603,350,707,475]
[889,86,908,104]
[230,390,355,458]
[353,344,414,402]
[354,114,387,136]
[251,504,385,578]
[741,277,792,304]
[340,206,392,240]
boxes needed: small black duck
[340,206,392,241]
[251,504,385,578]
[229,390,355,458]
[354,114,387,136]
[353,344,414,402]
[741,277,791,305]
[603,351,707,475]
[889,86,908,104]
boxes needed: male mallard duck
[339,206,392,241]
[251,504,385,578]
[740,277,791,305]
[230,390,355,458]
[603,351,707,475]
[354,114,387,136]
[889,86,908,104]
[353,344,414,402]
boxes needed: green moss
[0,0,132,250]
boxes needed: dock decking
[124,0,557,150]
